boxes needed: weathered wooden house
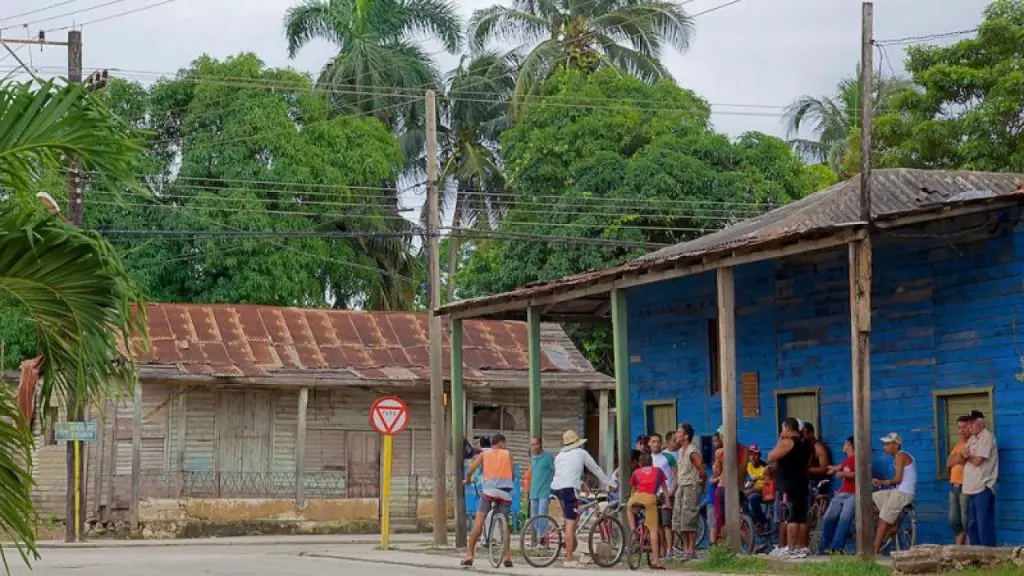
[439,169,1024,548]
[29,304,612,532]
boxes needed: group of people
[459,410,999,569]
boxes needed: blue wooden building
[439,169,1024,552]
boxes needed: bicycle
[471,484,511,568]
[627,504,657,570]
[520,490,626,568]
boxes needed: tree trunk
[446,188,464,304]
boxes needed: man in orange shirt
[946,415,971,545]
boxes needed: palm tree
[468,0,693,114]
[783,67,914,175]
[1,79,145,554]
[440,52,516,300]
[284,0,462,126]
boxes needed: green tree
[783,67,913,176]
[458,70,833,370]
[875,0,1024,172]
[0,79,145,562]
[86,54,419,311]
[283,0,461,133]
[468,0,693,114]
[440,51,516,300]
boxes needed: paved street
[11,543,464,576]
[8,541,651,576]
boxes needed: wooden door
[347,431,380,498]
[217,391,273,496]
[778,392,819,435]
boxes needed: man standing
[768,418,811,559]
[649,433,677,561]
[946,416,971,545]
[529,437,554,544]
[711,425,748,547]
[461,434,515,568]
[962,411,998,547]
[672,424,706,561]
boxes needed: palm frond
[592,2,693,55]
[597,40,667,83]
[284,0,351,57]
[397,0,463,52]
[468,5,551,51]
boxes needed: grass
[681,544,769,574]
[795,558,892,576]
[951,565,1024,576]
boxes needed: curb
[301,552,516,575]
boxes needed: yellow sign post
[369,396,409,550]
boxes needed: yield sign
[370,396,409,435]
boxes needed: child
[628,453,667,570]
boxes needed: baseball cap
[880,432,902,444]
[967,410,985,420]
[748,444,760,453]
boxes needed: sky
[0,0,991,138]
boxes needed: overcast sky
[1,0,990,138]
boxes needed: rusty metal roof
[131,303,611,388]
[438,168,1024,318]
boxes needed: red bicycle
[627,505,656,570]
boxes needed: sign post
[55,421,98,542]
[370,396,409,550]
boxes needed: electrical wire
[6,0,138,30]
[0,0,83,24]
[47,0,181,31]
[875,28,978,46]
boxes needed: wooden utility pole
[425,89,448,545]
[851,1,875,558]
[66,30,83,225]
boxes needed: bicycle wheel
[488,512,507,568]
[893,506,917,551]
[696,509,709,550]
[588,513,626,568]
[739,514,755,554]
[627,527,647,570]
[519,514,562,568]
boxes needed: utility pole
[425,89,448,546]
[852,1,875,558]
[66,30,83,226]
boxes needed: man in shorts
[551,430,616,568]
[872,433,916,555]
[461,434,514,567]
[672,424,705,560]
[649,433,677,560]
[767,418,812,558]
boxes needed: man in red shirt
[817,436,856,554]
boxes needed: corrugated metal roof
[438,168,1024,317]
[131,303,608,385]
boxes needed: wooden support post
[130,380,141,529]
[850,237,874,557]
[527,306,542,441]
[611,290,630,514]
[295,387,309,508]
[717,267,741,551]
[93,401,106,520]
[598,390,611,471]
[450,319,467,548]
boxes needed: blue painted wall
[625,211,1024,545]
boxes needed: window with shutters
[934,388,994,480]
[472,405,526,432]
[708,319,721,395]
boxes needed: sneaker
[789,548,809,559]
[768,547,788,558]
[562,560,582,569]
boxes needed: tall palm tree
[440,52,516,300]
[284,0,462,127]
[0,79,144,556]
[783,67,914,175]
[468,0,693,114]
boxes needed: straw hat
[561,430,587,450]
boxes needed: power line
[0,0,83,24]
[47,0,181,31]
[875,28,977,46]
[690,0,748,18]
[6,0,137,30]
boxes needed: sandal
[504,560,513,568]
[651,565,666,570]
[460,558,473,567]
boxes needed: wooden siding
[625,209,1024,545]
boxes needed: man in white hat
[550,430,616,568]
[872,432,916,555]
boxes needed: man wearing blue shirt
[529,436,555,540]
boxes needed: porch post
[611,290,630,508]
[130,379,141,529]
[527,306,542,440]
[295,387,308,508]
[450,318,467,547]
[850,237,874,557]
[717,267,741,551]
[598,390,611,471]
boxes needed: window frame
[642,399,678,437]
[932,386,994,480]
[708,318,721,396]
[470,402,526,433]
[774,387,821,438]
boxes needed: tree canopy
[456,69,835,369]
[874,0,1024,172]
